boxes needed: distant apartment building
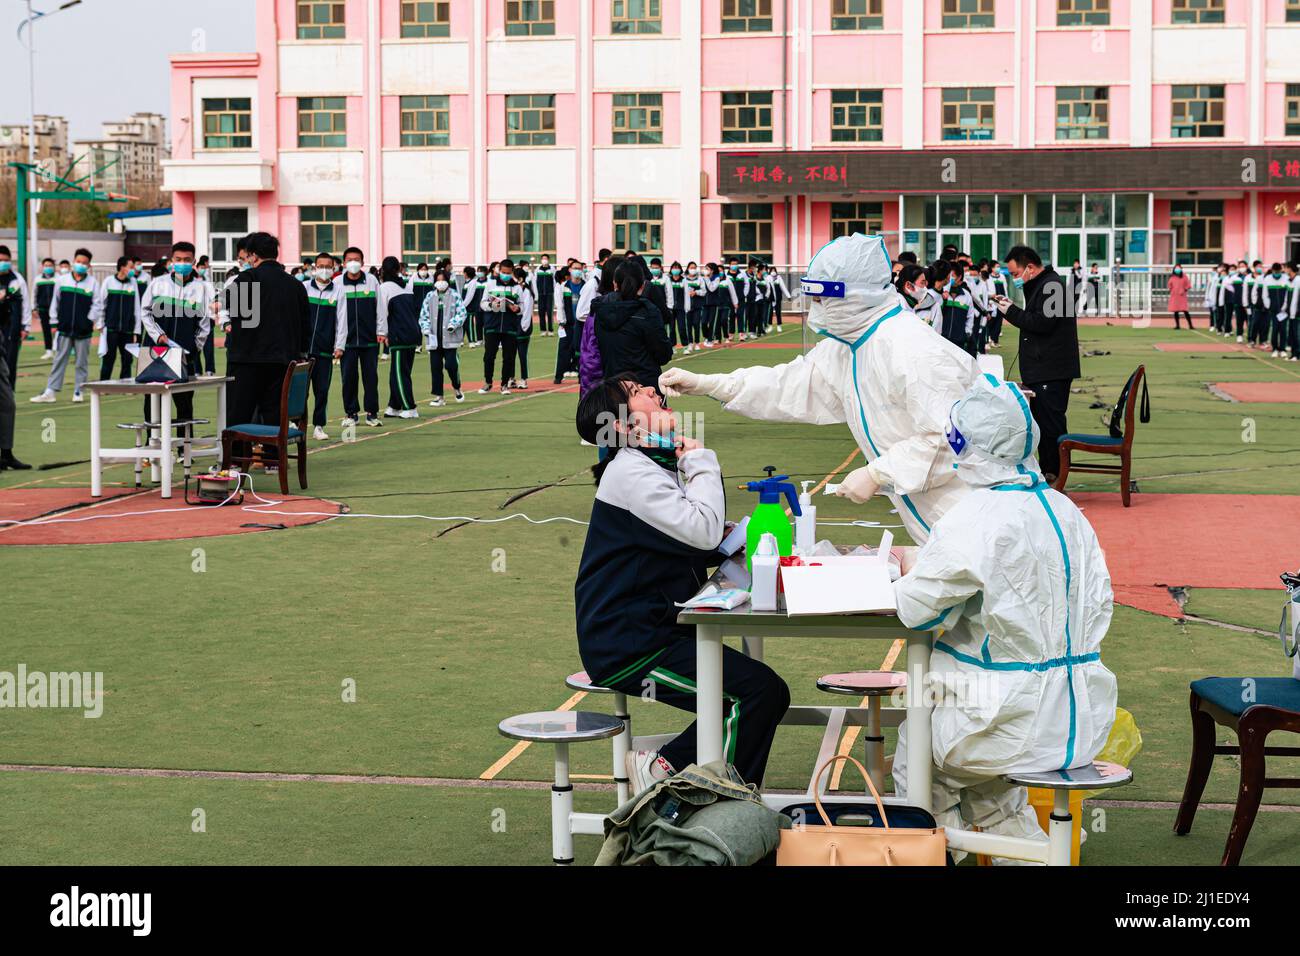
[72,112,170,198]
[163,1,1300,268]
[0,114,70,184]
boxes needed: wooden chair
[221,360,313,495]
[1173,677,1300,865]
[1053,364,1148,507]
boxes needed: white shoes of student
[72,391,83,403]
[500,387,512,395]
[516,379,527,389]
[313,426,329,441]
[1237,335,1244,343]
[429,396,445,407]
[626,750,675,795]
[341,416,357,427]
[398,408,419,419]
[30,390,56,403]
[383,407,401,417]
[1272,350,1281,357]
[776,325,784,332]
[40,349,52,360]
[454,390,465,402]
[477,385,492,394]
[364,416,383,427]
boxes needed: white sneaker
[477,386,492,394]
[29,390,56,403]
[40,349,52,360]
[625,750,675,795]
[383,406,400,417]
[399,408,420,419]
[1273,350,1281,358]
[516,379,527,389]
[313,426,329,441]
[428,396,445,407]
[1237,335,1244,343]
[341,417,357,427]
[500,387,512,395]
[72,391,84,403]
[364,415,383,427]
[454,390,465,402]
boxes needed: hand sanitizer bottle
[794,480,817,555]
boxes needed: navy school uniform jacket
[304,279,341,356]
[411,276,435,315]
[96,275,141,334]
[574,446,726,685]
[336,272,386,348]
[34,275,56,314]
[532,266,556,306]
[52,273,98,339]
[381,278,421,347]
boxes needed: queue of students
[1202,259,1300,360]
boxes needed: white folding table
[84,376,231,500]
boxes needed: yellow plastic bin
[1028,788,1084,866]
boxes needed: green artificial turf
[1,318,1297,865]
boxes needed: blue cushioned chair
[1053,364,1147,507]
[1174,674,1300,865]
[221,359,313,495]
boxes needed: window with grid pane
[721,91,773,144]
[722,203,773,259]
[721,0,772,33]
[1171,0,1224,24]
[1289,0,1300,22]
[297,97,347,148]
[299,206,348,257]
[401,2,450,37]
[942,88,995,141]
[612,205,664,255]
[402,205,451,260]
[1169,199,1223,265]
[1287,85,1300,136]
[1171,85,1224,138]
[612,93,663,144]
[831,0,883,30]
[506,204,557,258]
[1056,0,1109,26]
[297,1,344,39]
[942,0,994,29]
[400,96,450,147]
[506,95,556,146]
[1055,87,1109,140]
[831,89,884,142]
[202,98,252,150]
[612,0,661,33]
[506,1,555,35]
[830,203,884,239]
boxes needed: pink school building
[163,0,1300,269]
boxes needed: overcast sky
[0,0,256,145]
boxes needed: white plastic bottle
[750,532,780,612]
[794,480,817,555]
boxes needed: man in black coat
[222,231,309,428]
[996,245,1080,479]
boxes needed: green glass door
[969,232,994,262]
[1055,232,1081,270]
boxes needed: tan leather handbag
[776,754,947,866]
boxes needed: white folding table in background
[84,376,231,500]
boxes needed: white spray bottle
[795,480,817,555]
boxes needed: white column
[473,1,487,263]
[579,0,593,258]
[901,0,924,151]
[1026,0,1037,146]
[695,624,725,764]
[1249,0,1264,146]
[1012,0,1022,148]
[680,1,703,259]
[367,0,382,257]
[1129,0,1153,148]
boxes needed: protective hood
[804,233,902,340]
[948,374,1044,488]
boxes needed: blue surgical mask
[72,262,89,276]
[172,262,193,278]
[42,266,54,277]
[640,428,677,450]
[1013,277,1024,288]
[0,262,11,273]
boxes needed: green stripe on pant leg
[604,647,667,686]
[725,698,740,764]
[648,668,696,695]
[396,349,412,409]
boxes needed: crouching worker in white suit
[892,374,1118,863]
[659,233,999,543]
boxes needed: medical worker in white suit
[892,374,1118,862]
[659,233,998,543]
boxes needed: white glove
[659,367,739,403]
[834,465,880,504]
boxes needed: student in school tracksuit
[380,258,421,418]
[94,259,142,380]
[939,273,976,353]
[0,252,30,389]
[302,257,343,439]
[411,264,435,318]
[460,267,486,348]
[35,255,98,402]
[647,261,676,345]
[420,272,465,405]
[1263,265,1289,357]
[1286,264,1300,360]
[984,268,1009,345]
[574,375,790,788]
[742,265,761,337]
[706,265,738,346]
[139,258,213,422]
[553,268,584,383]
[1205,267,1222,332]
[682,264,706,349]
[33,259,56,356]
[480,259,530,394]
[667,263,690,350]
[511,265,536,388]
[531,257,556,335]
[336,259,387,426]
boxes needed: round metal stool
[816,671,908,791]
[1004,760,1134,866]
[566,670,632,805]
[498,711,624,865]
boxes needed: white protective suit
[892,374,1118,860]
[661,234,1000,543]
